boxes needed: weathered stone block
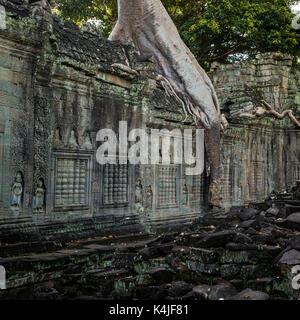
[197,231,236,248]
[186,260,220,276]
[229,288,270,300]
[220,264,241,280]
[221,250,258,264]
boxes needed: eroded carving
[34,178,46,213]
[54,128,64,148]
[191,174,204,204]
[55,157,89,207]
[28,0,56,32]
[135,179,144,213]
[103,164,128,205]
[68,130,79,149]
[82,132,93,150]
[157,166,178,208]
[181,182,188,206]
[11,171,23,213]
[145,185,153,210]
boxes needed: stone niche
[0,1,299,243]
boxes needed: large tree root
[109,0,228,207]
[241,100,300,128]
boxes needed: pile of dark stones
[1,182,300,300]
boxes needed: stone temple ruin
[0,0,299,300]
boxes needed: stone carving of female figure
[181,183,188,206]
[145,185,153,210]
[34,178,46,213]
[135,179,144,213]
[11,172,23,212]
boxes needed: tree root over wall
[241,100,300,128]
[109,0,229,208]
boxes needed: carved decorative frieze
[54,154,91,209]
[191,173,205,204]
[221,146,233,202]
[33,96,50,191]
[295,163,300,181]
[156,165,179,208]
[253,160,265,197]
[103,163,128,205]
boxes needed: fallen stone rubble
[1,183,300,300]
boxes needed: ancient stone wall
[0,1,298,244]
[208,53,300,208]
[0,1,204,243]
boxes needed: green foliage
[56,0,300,63]
[177,0,300,63]
[56,0,117,37]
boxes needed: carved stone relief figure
[145,185,153,210]
[34,178,46,213]
[68,129,79,149]
[11,172,23,213]
[181,182,188,206]
[54,128,64,148]
[82,132,93,150]
[238,184,243,202]
[247,181,251,201]
[295,180,300,200]
[135,179,144,213]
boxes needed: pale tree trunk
[109,0,227,207]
